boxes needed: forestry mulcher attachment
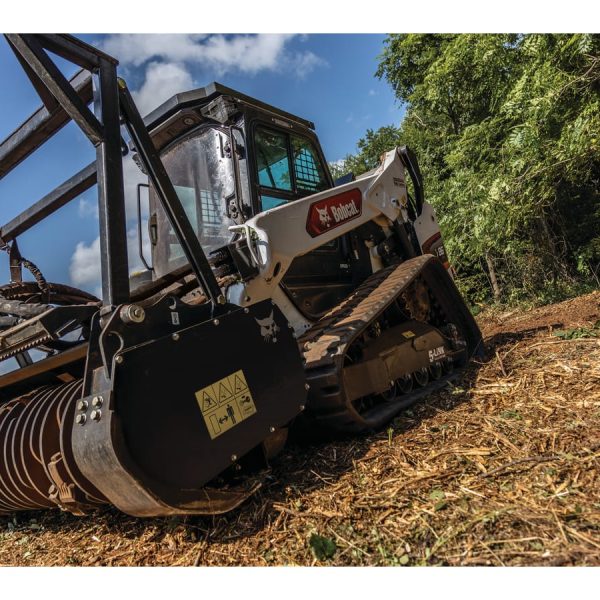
[0,34,482,517]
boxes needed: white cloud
[368,89,377,96]
[102,34,211,67]
[197,34,293,75]
[133,61,194,116]
[69,226,152,296]
[70,237,101,290]
[102,34,327,118]
[289,51,327,79]
[78,197,99,219]
[102,34,325,79]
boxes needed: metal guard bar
[1,34,223,310]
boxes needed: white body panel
[226,147,445,320]
[414,202,439,248]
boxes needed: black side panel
[281,230,373,320]
[72,301,307,515]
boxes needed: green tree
[330,125,404,181]
[363,33,600,304]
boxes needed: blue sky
[0,34,404,295]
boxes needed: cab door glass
[291,135,328,193]
[255,128,292,191]
[261,194,288,210]
[149,126,235,278]
[168,185,200,261]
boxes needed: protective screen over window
[292,135,328,192]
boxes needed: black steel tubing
[118,80,224,307]
[94,60,131,306]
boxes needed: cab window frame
[248,116,340,255]
[250,120,332,212]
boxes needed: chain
[0,239,50,301]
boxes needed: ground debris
[1,292,599,566]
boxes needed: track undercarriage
[300,254,481,433]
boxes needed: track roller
[429,361,443,380]
[397,374,413,394]
[413,367,430,387]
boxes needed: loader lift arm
[225,147,413,308]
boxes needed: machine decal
[428,346,446,363]
[255,311,280,343]
[195,369,257,440]
[421,232,450,269]
[306,188,362,237]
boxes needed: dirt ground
[1,291,599,566]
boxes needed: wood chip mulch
[1,291,599,566]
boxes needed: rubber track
[299,255,439,431]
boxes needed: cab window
[261,194,288,210]
[255,128,292,191]
[255,125,329,210]
[149,126,234,278]
[292,134,328,193]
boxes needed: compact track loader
[0,34,482,516]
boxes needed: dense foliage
[333,35,600,305]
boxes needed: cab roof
[143,82,315,132]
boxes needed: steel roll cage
[0,34,224,311]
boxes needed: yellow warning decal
[402,330,416,339]
[195,369,257,440]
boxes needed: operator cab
[135,83,371,319]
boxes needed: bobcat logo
[316,206,332,228]
[255,311,280,343]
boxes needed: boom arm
[228,148,411,306]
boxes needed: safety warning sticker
[195,369,257,440]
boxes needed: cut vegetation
[1,292,599,566]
